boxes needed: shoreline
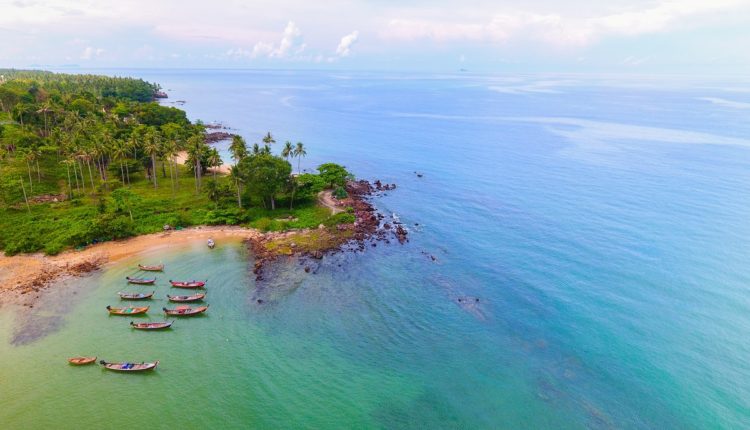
[0,226,263,305]
[0,180,408,306]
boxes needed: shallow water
[2,70,750,428]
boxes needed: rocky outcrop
[205,131,235,144]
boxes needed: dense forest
[0,69,353,255]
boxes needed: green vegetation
[0,69,354,255]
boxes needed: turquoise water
[2,70,750,428]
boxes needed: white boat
[207,239,215,249]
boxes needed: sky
[1,0,750,73]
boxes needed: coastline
[0,226,263,305]
[0,179,408,306]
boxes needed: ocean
[1,69,749,428]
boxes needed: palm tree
[294,141,307,174]
[19,148,35,192]
[251,143,261,155]
[229,135,247,209]
[289,142,307,209]
[111,138,128,186]
[207,147,222,179]
[262,131,275,145]
[143,127,161,188]
[282,141,294,162]
[230,165,243,208]
[205,179,221,208]
[162,139,179,193]
[262,131,275,153]
[229,135,248,163]
[187,134,207,192]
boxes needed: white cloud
[228,21,307,60]
[80,46,104,60]
[335,31,359,57]
[381,0,747,47]
[271,21,305,57]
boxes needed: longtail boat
[163,305,209,316]
[138,264,164,272]
[169,280,206,288]
[126,277,156,285]
[118,291,154,300]
[68,356,97,365]
[107,305,149,315]
[100,360,159,372]
[167,293,206,302]
[207,239,215,249]
[130,321,173,330]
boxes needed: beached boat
[130,321,173,330]
[138,264,164,271]
[126,277,156,285]
[169,280,206,288]
[107,305,149,315]
[167,293,206,302]
[99,360,159,372]
[68,356,97,365]
[163,305,209,316]
[118,291,154,300]
[207,239,215,249]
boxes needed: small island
[0,69,404,299]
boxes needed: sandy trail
[317,190,344,214]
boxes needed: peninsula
[0,69,404,302]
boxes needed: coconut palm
[230,165,244,208]
[143,127,161,188]
[207,147,222,179]
[262,131,275,146]
[109,138,126,186]
[282,140,294,162]
[229,135,248,163]
[186,134,208,192]
[294,141,307,174]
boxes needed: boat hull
[167,293,206,302]
[107,306,149,315]
[118,291,154,300]
[163,305,209,316]
[68,356,97,365]
[169,280,206,288]
[100,360,159,372]
[130,321,173,330]
[126,277,156,285]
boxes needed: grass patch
[0,160,346,255]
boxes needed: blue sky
[1,0,749,73]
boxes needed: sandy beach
[174,150,232,175]
[0,226,262,303]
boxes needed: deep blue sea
[38,69,750,427]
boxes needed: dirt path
[318,190,344,214]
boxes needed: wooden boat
[118,291,154,300]
[130,321,173,330]
[163,305,209,316]
[207,239,215,249]
[107,305,149,315]
[169,280,206,288]
[126,277,156,285]
[100,360,159,372]
[138,264,164,271]
[68,356,97,365]
[167,293,206,302]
